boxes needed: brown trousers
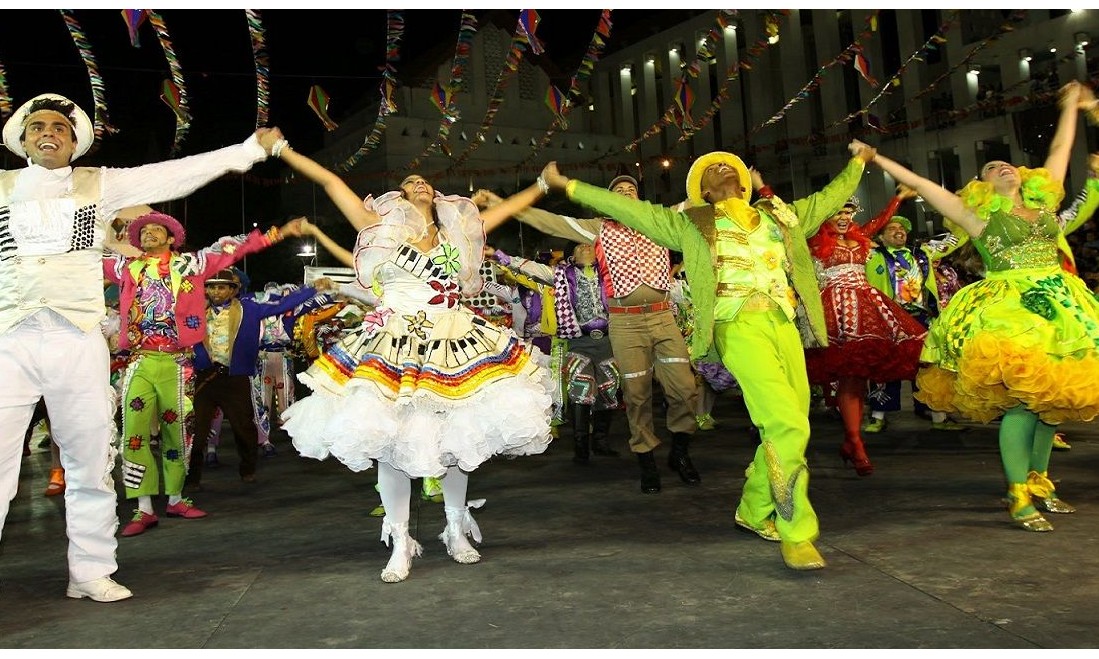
[187,368,259,485]
[607,308,698,452]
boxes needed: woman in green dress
[853,80,1098,532]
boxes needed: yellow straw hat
[685,151,751,206]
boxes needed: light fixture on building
[968,63,981,76]
[1050,44,1058,53]
[297,242,316,258]
[1019,48,1033,62]
[1076,32,1090,48]
[661,159,671,168]
[620,63,632,74]
[725,24,736,32]
[646,54,655,64]
[670,46,679,55]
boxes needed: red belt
[608,300,671,315]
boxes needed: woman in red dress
[804,192,928,476]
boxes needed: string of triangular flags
[753,11,880,133]
[828,12,960,133]
[523,9,614,164]
[907,9,1028,105]
[676,12,786,144]
[445,9,543,173]
[59,10,117,152]
[0,59,11,119]
[619,10,778,156]
[405,10,479,170]
[244,9,270,129]
[141,11,192,156]
[335,10,404,172]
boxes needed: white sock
[931,412,947,423]
[167,494,183,505]
[872,411,885,420]
[137,495,154,515]
[440,466,470,508]
[377,462,412,526]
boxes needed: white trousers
[0,310,119,582]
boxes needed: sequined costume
[805,240,928,385]
[916,207,1099,424]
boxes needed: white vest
[0,167,108,334]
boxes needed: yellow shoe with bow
[1005,483,1053,532]
[1027,470,1075,514]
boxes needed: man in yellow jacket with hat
[537,142,876,570]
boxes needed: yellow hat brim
[685,151,751,206]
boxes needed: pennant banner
[445,10,536,172]
[518,9,545,55]
[853,48,878,87]
[308,84,338,131]
[0,58,11,119]
[59,9,117,151]
[523,9,613,164]
[244,9,270,128]
[146,10,191,156]
[336,10,404,172]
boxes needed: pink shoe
[120,511,159,537]
[165,498,208,519]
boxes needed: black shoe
[590,410,618,456]
[572,403,591,464]
[668,432,701,485]
[637,451,661,494]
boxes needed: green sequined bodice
[975,208,1061,272]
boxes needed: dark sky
[0,9,707,283]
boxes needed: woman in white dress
[273,133,553,582]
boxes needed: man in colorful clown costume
[539,144,874,570]
[104,211,302,537]
[0,92,281,601]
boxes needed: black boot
[668,432,701,485]
[572,403,591,464]
[590,409,619,457]
[637,450,661,494]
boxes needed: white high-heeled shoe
[439,501,485,564]
[380,520,423,583]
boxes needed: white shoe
[66,576,133,602]
[439,502,484,565]
[379,521,423,583]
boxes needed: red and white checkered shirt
[594,220,671,298]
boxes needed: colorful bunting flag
[674,78,695,128]
[121,9,146,48]
[854,49,878,87]
[308,85,338,131]
[545,85,568,129]
[518,9,544,55]
[160,79,186,123]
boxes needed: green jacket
[567,157,866,361]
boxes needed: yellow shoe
[1027,471,1075,514]
[1006,483,1053,532]
[734,510,781,542]
[780,540,826,570]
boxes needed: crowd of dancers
[4,79,1099,600]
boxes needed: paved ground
[3,389,1099,648]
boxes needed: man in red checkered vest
[474,176,699,495]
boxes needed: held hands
[472,189,503,209]
[540,162,570,191]
[255,127,285,155]
[748,167,765,192]
[312,277,338,293]
[896,183,918,201]
[848,139,877,164]
[280,217,306,238]
[299,217,317,237]
[482,245,498,260]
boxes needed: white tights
[377,462,469,525]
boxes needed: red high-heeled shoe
[840,442,874,477]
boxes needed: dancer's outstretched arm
[274,132,380,232]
